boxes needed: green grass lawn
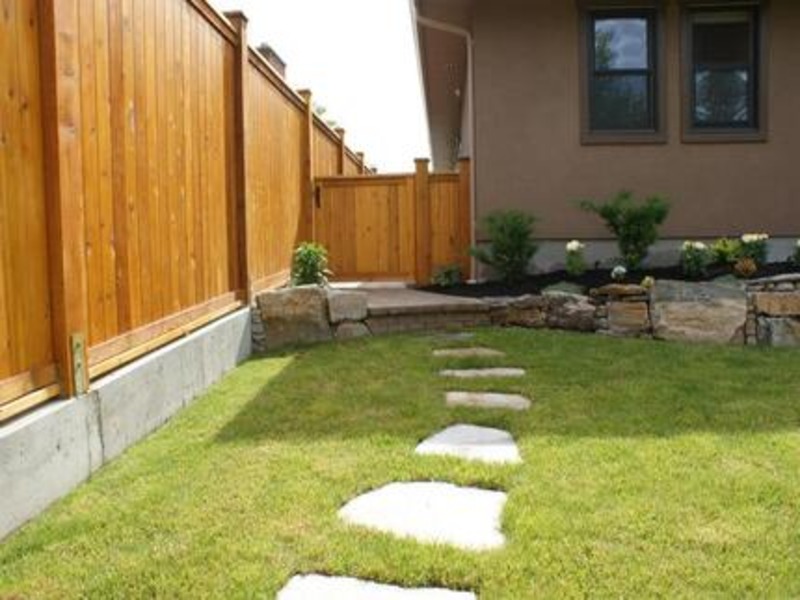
[1,329,800,598]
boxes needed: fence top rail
[247,48,307,112]
[313,115,342,146]
[187,0,238,46]
[430,173,459,182]
[316,173,414,185]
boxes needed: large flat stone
[278,575,476,600]
[651,280,747,344]
[446,392,531,411]
[416,425,521,464]
[257,286,332,350]
[439,368,525,379]
[339,482,507,550]
[433,347,505,358]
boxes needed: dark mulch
[424,262,800,299]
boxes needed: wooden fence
[315,159,472,285]
[0,0,375,422]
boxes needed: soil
[424,262,800,299]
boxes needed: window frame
[681,1,768,143]
[578,1,667,145]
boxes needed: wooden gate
[314,159,471,284]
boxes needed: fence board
[0,0,55,403]
[313,122,340,178]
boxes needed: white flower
[741,233,769,244]
[683,241,707,252]
[566,240,585,253]
[611,265,627,281]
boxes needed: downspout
[412,8,478,281]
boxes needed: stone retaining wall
[253,276,800,351]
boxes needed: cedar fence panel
[0,0,373,422]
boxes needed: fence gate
[314,175,418,282]
[314,159,472,285]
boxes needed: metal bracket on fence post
[70,333,88,396]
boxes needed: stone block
[257,286,332,350]
[327,290,368,324]
[334,322,371,340]
[544,292,596,332]
[608,301,650,336]
[756,317,800,347]
[752,292,800,317]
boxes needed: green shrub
[579,191,670,269]
[710,238,742,265]
[291,243,332,286]
[739,234,769,266]
[432,264,463,288]
[565,240,587,277]
[681,241,713,279]
[471,210,538,284]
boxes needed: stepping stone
[277,575,476,600]
[416,424,521,464]
[439,368,525,379]
[436,332,475,342]
[339,482,507,551]
[446,392,532,412]
[433,347,505,358]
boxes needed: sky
[212,0,430,173]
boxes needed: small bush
[792,240,800,265]
[291,243,332,287]
[565,240,587,277]
[739,233,769,266]
[734,257,758,279]
[579,191,670,269]
[711,238,742,265]
[471,210,538,284]
[681,241,713,279]
[433,264,463,288]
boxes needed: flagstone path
[278,340,528,598]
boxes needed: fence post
[38,0,89,397]
[357,152,366,175]
[414,158,432,285]
[298,89,315,242]
[458,158,473,280]
[335,127,346,175]
[225,11,252,303]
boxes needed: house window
[586,10,659,136]
[690,9,758,128]
[683,4,766,141]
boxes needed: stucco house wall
[470,0,800,254]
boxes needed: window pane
[694,69,750,126]
[591,74,651,130]
[594,18,649,71]
[693,11,752,65]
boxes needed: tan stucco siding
[473,0,800,240]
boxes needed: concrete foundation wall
[0,309,252,541]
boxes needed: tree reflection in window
[589,13,656,132]
[691,10,758,129]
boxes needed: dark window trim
[680,0,769,143]
[578,0,667,145]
